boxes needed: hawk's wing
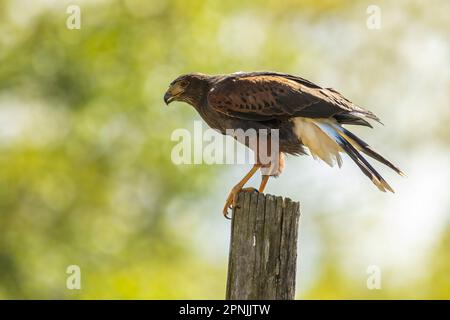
[207,72,380,126]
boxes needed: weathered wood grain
[226,191,301,300]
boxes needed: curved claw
[223,188,239,219]
[222,187,258,219]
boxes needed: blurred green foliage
[0,0,220,299]
[0,0,448,299]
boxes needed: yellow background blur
[0,0,449,299]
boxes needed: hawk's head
[164,73,210,106]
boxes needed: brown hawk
[164,72,404,218]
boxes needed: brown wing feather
[207,73,378,122]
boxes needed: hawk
[164,72,404,218]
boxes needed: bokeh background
[0,0,449,299]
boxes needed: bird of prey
[164,71,404,218]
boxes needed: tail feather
[332,124,405,177]
[314,120,398,193]
[334,134,394,193]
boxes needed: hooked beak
[163,91,174,105]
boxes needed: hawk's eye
[179,80,189,88]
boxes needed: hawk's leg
[223,164,261,219]
[258,175,270,193]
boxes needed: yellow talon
[222,187,258,219]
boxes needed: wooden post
[226,190,301,300]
